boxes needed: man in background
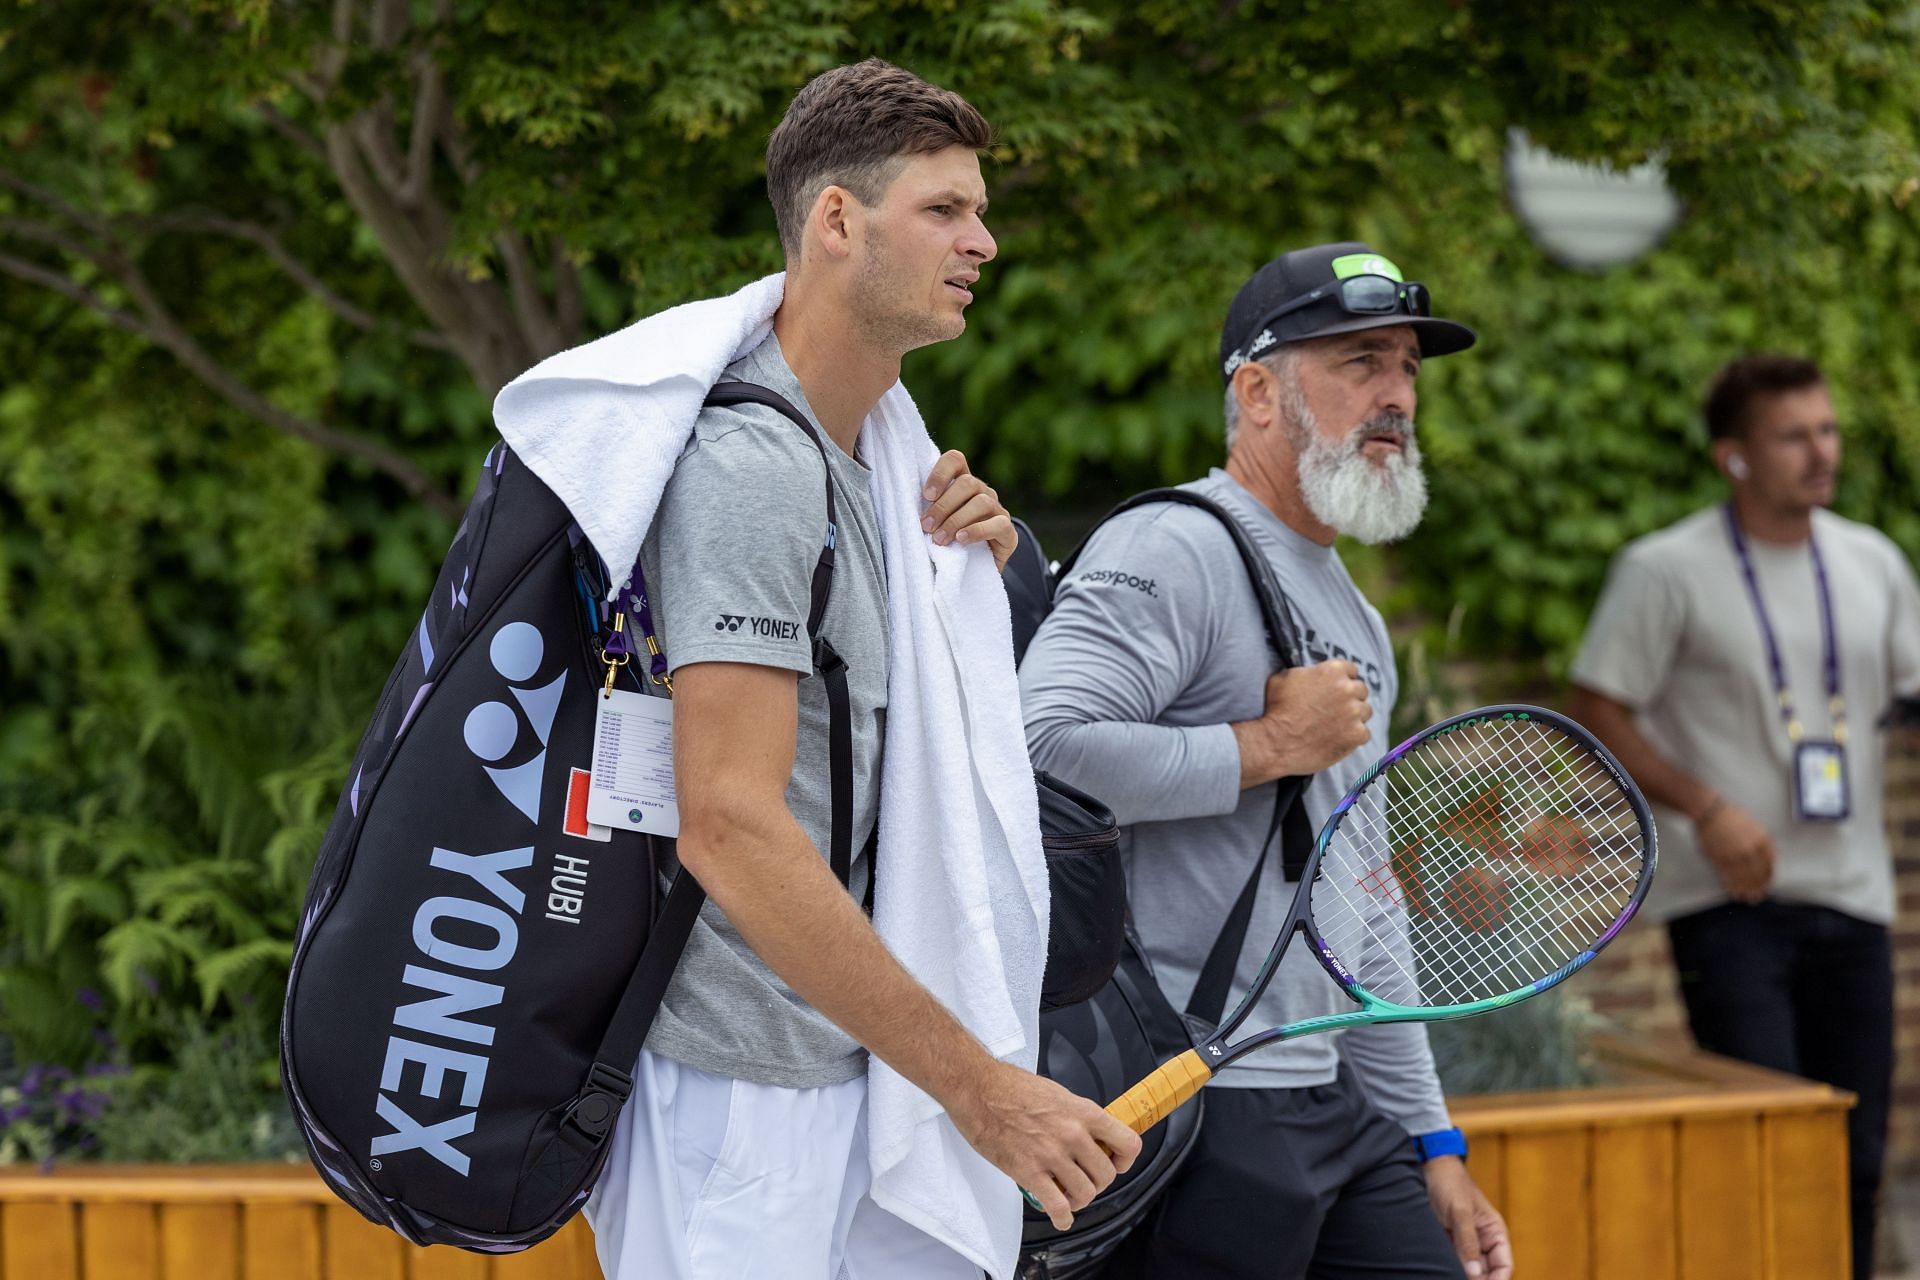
[1023,242,1511,1279]
[1571,353,1920,1280]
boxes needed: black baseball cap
[1219,241,1476,383]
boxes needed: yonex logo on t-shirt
[714,614,802,641]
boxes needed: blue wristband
[1410,1126,1468,1163]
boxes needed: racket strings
[1311,717,1647,1009]
[1369,729,1641,1001]
[1385,732,1641,987]
[1379,729,1640,999]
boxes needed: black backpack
[1011,489,1312,1280]
[281,383,1126,1252]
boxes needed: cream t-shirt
[1573,505,1920,924]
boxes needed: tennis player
[1571,354,1920,1280]
[1021,243,1512,1279]
[583,60,1138,1280]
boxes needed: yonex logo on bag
[460,621,565,824]
[366,617,562,1178]
[370,843,536,1177]
[714,613,802,641]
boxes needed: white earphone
[1727,455,1749,480]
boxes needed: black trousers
[1667,900,1893,1280]
[1136,1066,1465,1280]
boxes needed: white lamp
[1504,127,1683,270]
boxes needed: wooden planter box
[0,1039,1850,1280]
[1454,1037,1854,1280]
[0,1167,602,1280]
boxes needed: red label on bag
[565,768,611,842]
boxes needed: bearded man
[1020,243,1513,1279]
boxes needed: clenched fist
[1697,799,1775,903]
[1231,659,1373,789]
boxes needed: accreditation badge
[586,687,680,837]
[1792,740,1850,822]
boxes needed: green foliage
[1428,990,1607,1095]
[0,1062,123,1168]
[0,0,1917,1104]
[0,669,363,1067]
[84,1012,303,1164]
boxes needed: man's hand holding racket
[941,1059,1142,1230]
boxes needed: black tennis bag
[1010,490,1312,1280]
[282,384,1126,1252]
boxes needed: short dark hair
[1702,354,1827,440]
[766,59,994,258]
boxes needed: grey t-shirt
[1572,505,1920,925]
[1020,469,1450,1133]
[638,335,889,1087]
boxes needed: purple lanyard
[1723,504,1844,743]
[602,557,671,692]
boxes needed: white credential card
[1794,740,1849,821]
[586,688,680,837]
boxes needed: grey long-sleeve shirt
[1020,468,1450,1135]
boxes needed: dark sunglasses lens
[1402,282,1432,317]
[1340,275,1401,313]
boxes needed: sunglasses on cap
[1224,275,1433,378]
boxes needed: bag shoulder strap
[703,381,854,887]
[704,381,841,642]
[1056,485,1313,1029]
[575,382,855,1139]
[1057,487,1303,669]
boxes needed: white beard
[1285,391,1429,545]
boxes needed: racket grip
[1104,1047,1213,1135]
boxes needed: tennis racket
[1105,703,1656,1136]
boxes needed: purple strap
[605,555,669,685]
[1724,504,1843,738]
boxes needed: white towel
[491,272,1049,1279]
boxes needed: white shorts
[585,1050,982,1280]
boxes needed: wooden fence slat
[1762,1111,1850,1280]
[243,1202,322,1280]
[2,1200,79,1280]
[161,1202,240,1280]
[1501,1128,1591,1280]
[487,1219,601,1280]
[1468,1132,1507,1212]
[564,1219,607,1280]
[1677,1115,1766,1279]
[80,1201,159,1280]
[407,1242,489,1280]
[1592,1120,1678,1280]
[324,1204,406,1280]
